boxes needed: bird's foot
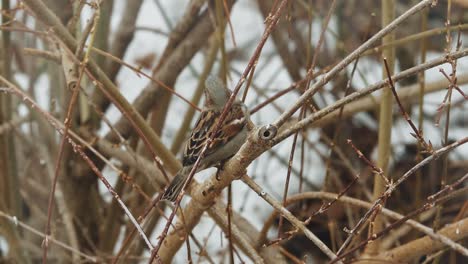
[215,161,226,181]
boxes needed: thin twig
[335,137,468,257]
[383,58,433,153]
[0,76,155,253]
[0,210,98,262]
[241,175,341,262]
[272,0,435,129]
[347,139,390,186]
[150,1,291,261]
[274,47,468,144]
[42,4,101,261]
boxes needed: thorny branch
[2,0,468,263]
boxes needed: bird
[162,76,250,202]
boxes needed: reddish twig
[336,137,468,256]
[383,58,434,154]
[347,139,390,186]
[308,175,359,219]
[278,0,337,241]
[0,77,154,255]
[332,171,468,263]
[149,1,291,261]
[42,6,100,261]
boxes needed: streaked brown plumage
[162,77,249,202]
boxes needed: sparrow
[162,76,250,202]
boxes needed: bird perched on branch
[162,76,250,202]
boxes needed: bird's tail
[162,167,190,202]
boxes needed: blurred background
[0,0,467,263]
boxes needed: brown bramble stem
[150,0,291,261]
[383,58,433,153]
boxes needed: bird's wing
[182,103,246,167]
